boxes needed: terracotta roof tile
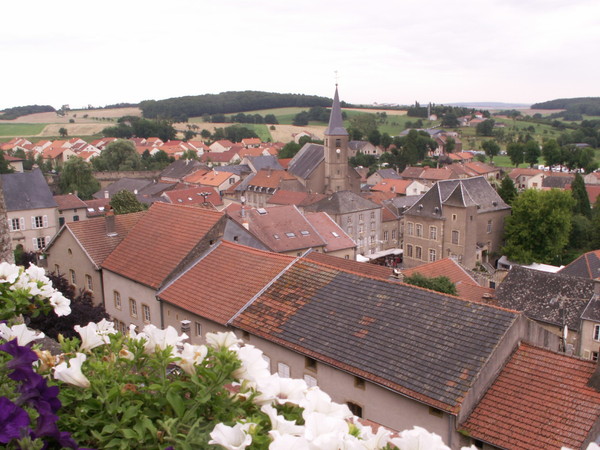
[102,203,224,288]
[461,343,600,450]
[302,251,394,280]
[54,194,88,211]
[304,212,356,253]
[55,211,146,268]
[158,241,295,324]
[163,186,223,207]
[371,179,414,194]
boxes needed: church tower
[324,85,350,194]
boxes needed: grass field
[0,123,46,137]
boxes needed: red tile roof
[267,190,325,207]
[401,258,494,303]
[54,194,88,211]
[163,186,223,207]
[185,170,234,187]
[371,179,414,194]
[102,203,224,288]
[462,343,600,450]
[302,251,393,280]
[247,169,296,189]
[158,241,295,324]
[304,212,356,253]
[57,211,146,268]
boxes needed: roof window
[331,231,340,237]
[300,230,310,236]
[285,232,296,238]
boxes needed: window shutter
[43,215,48,228]
[31,217,36,228]
[45,236,50,247]
[20,217,25,230]
[32,238,37,250]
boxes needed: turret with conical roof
[324,85,350,193]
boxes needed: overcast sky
[2,0,599,110]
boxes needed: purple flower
[0,397,30,444]
[0,339,38,383]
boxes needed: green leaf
[166,389,185,417]
[102,423,117,435]
[121,428,138,440]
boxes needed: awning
[358,248,403,261]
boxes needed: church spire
[325,85,348,136]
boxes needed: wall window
[370,221,375,231]
[416,224,423,237]
[348,226,353,235]
[358,225,364,233]
[347,402,363,418]
[415,246,422,260]
[304,374,318,387]
[429,249,436,262]
[429,226,437,240]
[407,222,414,236]
[354,377,365,389]
[305,357,317,371]
[452,214,457,221]
[129,298,138,318]
[384,231,389,241]
[347,216,352,224]
[85,274,93,291]
[54,264,60,274]
[277,362,290,378]
[10,217,24,231]
[32,215,48,229]
[114,291,121,310]
[370,211,375,219]
[358,213,364,222]
[406,244,413,258]
[142,304,151,323]
[594,324,600,341]
[195,321,202,337]
[33,237,47,250]
[487,220,493,234]
[593,352,599,362]
[452,230,459,245]
[73,215,80,222]
[69,269,76,285]
[392,229,396,240]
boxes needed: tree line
[0,104,55,120]
[531,97,600,117]
[139,91,334,121]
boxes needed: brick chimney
[105,208,117,237]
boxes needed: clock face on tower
[336,148,341,154]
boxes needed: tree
[292,111,309,126]
[59,127,68,137]
[476,119,495,136]
[441,112,459,128]
[91,140,143,171]
[349,114,378,139]
[523,140,541,167]
[264,114,278,125]
[368,129,381,146]
[571,172,592,218]
[502,189,575,264]
[0,151,14,174]
[183,129,196,141]
[481,140,500,163]
[506,142,524,167]
[445,137,456,154]
[403,273,457,295]
[27,271,109,340]
[497,175,517,205]
[542,139,562,168]
[380,132,392,150]
[58,157,100,200]
[278,142,301,159]
[110,190,147,214]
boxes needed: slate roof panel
[560,250,600,279]
[287,143,324,179]
[304,191,380,215]
[461,343,600,450]
[92,178,152,199]
[1,169,57,211]
[495,266,593,330]
[233,260,518,411]
[102,203,224,288]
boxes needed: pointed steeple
[325,85,348,136]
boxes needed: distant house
[235,169,306,208]
[159,159,208,183]
[348,140,382,158]
[162,186,224,210]
[185,170,239,194]
[1,169,58,253]
[508,167,545,190]
[54,194,89,226]
[370,179,426,196]
[366,168,401,186]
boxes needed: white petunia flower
[233,345,271,383]
[0,262,22,284]
[139,324,187,355]
[0,323,45,346]
[268,431,311,450]
[301,387,352,419]
[25,264,48,283]
[254,374,308,406]
[389,426,450,450]
[74,322,107,351]
[209,422,253,450]
[95,318,117,337]
[261,404,304,436]
[205,331,241,350]
[49,291,71,316]
[177,342,208,375]
[303,411,349,443]
[54,353,90,388]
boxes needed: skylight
[300,230,310,236]
[331,231,340,238]
[273,234,280,239]
[257,208,268,215]
[285,232,296,238]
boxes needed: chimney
[105,208,117,236]
[104,190,109,199]
[240,205,245,218]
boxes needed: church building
[287,86,361,194]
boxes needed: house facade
[402,177,511,269]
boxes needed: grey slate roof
[213,164,252,177]
[304,190,380,215]
[542,175,574,189]
[92,178,153,199]
[233,259,519,412]
[388,194,424,212]
[287,143,325,180]
[376,168,402,179]
[348,141,369,152]
[495,266,594,331]
[1,169,57,211]
[581,295,600,322]
[245,155,283,172]
[325,86,348,136]
[159,159,207,181]
[559,251,600,279]
[405,177,509,219]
